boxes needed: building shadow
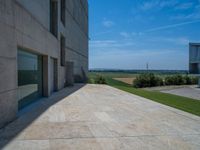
[0,84,86,149]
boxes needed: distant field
[89,71,188,83]
[114,78,135,85]
[89,72,138,78]
[89,71,188,78]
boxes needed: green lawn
[106,77,200,116]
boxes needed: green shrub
[165,75,184,85]
[87,78,95,84]
[94,75,107,84]
[133,74,199,88]
[165,75,198,85]
[164,76,173,85]
[133,73,163,88]
[190,76,199,84]
[183,75,192,85]
[174,75,184,85]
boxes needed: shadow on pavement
[0,84,86,149]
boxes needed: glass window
[17,49,43,110]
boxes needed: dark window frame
[60,35,66,66]
[50,0,58,37]
[60,0,66,26]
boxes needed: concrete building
[0,0,88,128]
[189,43,200,86]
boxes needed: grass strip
[106,78,200,116]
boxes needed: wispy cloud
[120,32,130,38]
[93,30,114,37]
[145,20,200,32]
[171,13,200,20]
[148,36,190,46]
[90,39,135,49]
[139,0,178,11]
[140,1,159,11]
[119,31,143,39]
[90,44,185,70]
[102,19,115,28]
[90,40,117,48]
[175,2,194,10]
[171,2,200,20]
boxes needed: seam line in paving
[9,133,200,141]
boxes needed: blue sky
[89,0,200,70]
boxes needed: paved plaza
[0,84,199,150]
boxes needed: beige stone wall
[65,0,89,78]
[0,0,18,128]
[0,0,88,128]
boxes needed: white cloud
[89,36,190,70]
[171,14,199,20]
[139,0,178,11]
[175,2,194,10]
[89,46,185,70]
[149,37,190,46]
[171,2,200,20]
[94,30,114,36]
[102,20,115,28]
[145,20,200,32]
[171,9,200,20]
[90,39,135,49]
[90,40,117,48]
[159,0,179,8]
[119,32,143,39]
[140,1,158,11]
[131,32,137,36]
[120,32,130,38]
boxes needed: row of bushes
[133,73,198,88]
[133,73,163,88]
[165,75,198,86]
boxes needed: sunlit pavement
[0,84,200,150]
[161,85,200,100]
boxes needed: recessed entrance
[17,49,43,110]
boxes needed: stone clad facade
[0,0,88,128]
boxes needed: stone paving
[0,84,200,150]
[161,85,200,100]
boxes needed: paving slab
[0,84,200,150]
[161,85,200,100]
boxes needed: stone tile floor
[161,85,200,100]
[0,84,200,150]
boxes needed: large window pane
[17,49,42,110]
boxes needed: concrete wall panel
[0,90,17,128]
[0,23,16,58]
[0,57,17,93]
[16,0,50,30]
[0,0,14,26]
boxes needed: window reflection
[17,49,42,110]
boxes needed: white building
[189,43,200,86]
